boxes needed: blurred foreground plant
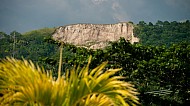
[0,46,139,106]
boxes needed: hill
[0,21,190,105]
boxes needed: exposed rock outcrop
[52,22,139,49]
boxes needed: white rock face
[52,22,139,49]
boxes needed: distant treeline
[134,20,190,46]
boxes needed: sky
[0,0,190,34]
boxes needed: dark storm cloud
[0,0,190,33]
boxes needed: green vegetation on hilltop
[134,20,190,46]
[23,27,55,36]
[0,28,57,61]
[0,27,59,73]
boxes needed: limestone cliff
[52,22,139,49]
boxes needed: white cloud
[112,1,120,10]
[111,0,130,22]
[42,0,131,22]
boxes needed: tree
[148,22,153,26]
[138,21,146,26]
[156,20,163,26]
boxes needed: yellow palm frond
[0,56,139,106]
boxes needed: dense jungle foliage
[135,20,190,46]
[0,20,190,105]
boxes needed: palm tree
[0,45,139,106]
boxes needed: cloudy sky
[0,0,190,33]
